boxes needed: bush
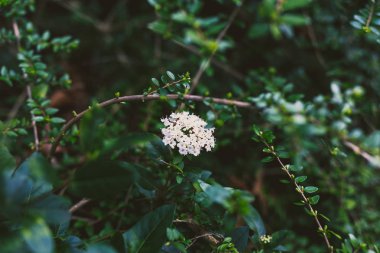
[1,0,379,252]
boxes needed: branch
[69,198,91,213]
[12,21,40,151]
[260,138,334,252]
[344,140,380,169]
[48,93,253,158]
[366,0,376,27]
[172,40,245,81]
[189,3,243,94]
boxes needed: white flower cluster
[161,111,215,156]
[260,235,272,244]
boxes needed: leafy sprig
[252,125,337,253]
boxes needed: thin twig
[147,79,183,95]
[12,21,40,151]
[7,89,27,120]
[344,140,380,169]
[186,233,221,249]
[69,198,91,213]
[366,0,376,27]
[173,40,245,81]
[116,185,133,230]
[189,3,243,94]
[305,21,327,69]
[48,93,253,159]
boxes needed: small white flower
[160,111,215,156]
[260,235,272,244]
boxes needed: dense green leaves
[0,151,70,253]
[1,0,380,252]
[123,205,176,253]
[69,159,140,199]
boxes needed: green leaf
[198,180,231,204]
[33,116,44,122]
[262,130,275,143]
[261,156,274,163]
[105,133,170,160]
[45,108,59,115]
[0,145,15,171]
[318,213,330,222]
[18,152,59,186]
[229,226,249,252]
[123,204,176,253]
[29,194,71,226]
[166,71,175,81]
[22,218,54,253]
[151,78,160,87]
[86,244,118,253]
[243,205,266,236]
[270,230,291,250]
[252,125,261,136]
[280,14,310,26]
[282,0,312,11]
[80,106,107,153]
[288,165,303,172]
[148,21,169,35]
[69,159,140,199]
[329,230,342,240]
[309,195,320,205]
[304,186,318,193]
[249,23,270,39]
[295,176,307,183]
[50,117,66,124]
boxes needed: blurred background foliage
[1,0,380,252]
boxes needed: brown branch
[344,140,380,169]
[69,198,91,213]
[173,40,245,81]
[12,21,40,151]
[7,89,27,120]
[305,21,327,69]
[189,3,243,94]
[48,93,253,159]
[366,0,376,27]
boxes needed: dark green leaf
[123,204,175,253]
[50,117,65,124]
[79,106,107,153]
[229,226,249,252]
[304,186,318,193]
[151,78,160,87]
[166,71,175,81]
[18,152,59,186]
[309,195,320,205]
[261,156,274,163]
[243,205,266,236]
[22,218,54,253]
[295,176,307,183]
[288,165,303,172]
[282,0,312,11]
[69,160,140,199]
[280,14,310,26]
[0,145,15,171]
[86,244,117,253]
